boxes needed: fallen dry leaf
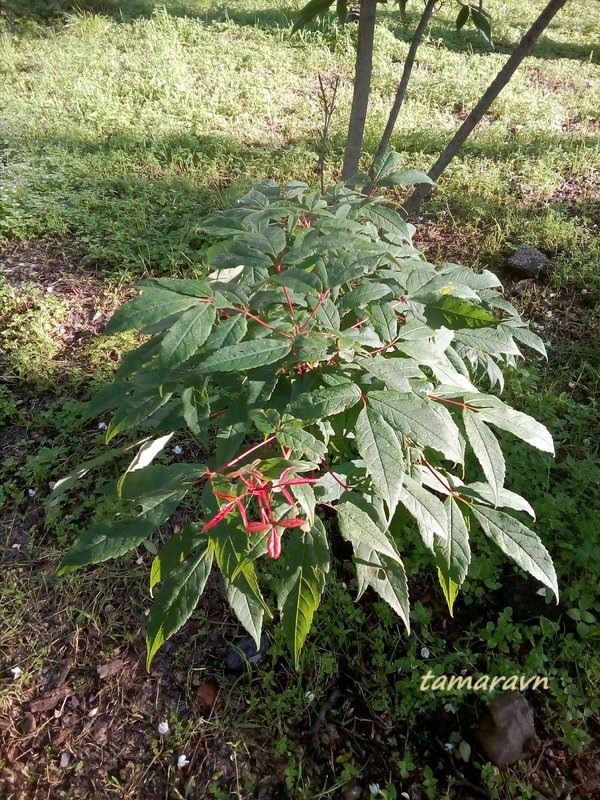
[194,682,219,712]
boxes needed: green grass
[1,1,599,797]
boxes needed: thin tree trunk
[402,0,568,215]
[342,0,378,180]
[372,0,436,169]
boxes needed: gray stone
[222,633,269,671]
[507,244,550,278]
[475,691,541,767]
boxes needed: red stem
[429,395,477,411]
[298,290,331,334]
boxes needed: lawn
[0,0,599,798]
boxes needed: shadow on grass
[383,9,599,65]
[1,0,294,29]
[1,128,319,274]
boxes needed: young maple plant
[55,155,558,669]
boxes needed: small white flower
[582,288,588,294]
[136,556,144,565]
[172,446,183,455]
[46,286,54,294]
[568,381,576,388]
[420,646,430,659]
[305,691,316,703]
[177,754,189,768]
[536,587,547,597]
[444,702,457,714]
[28,489,36,498]
[98,421,107,431]
[144,609,150,617]
[88,707,99,717]
[10,666,23,680]
[157,721,169,735]
[369,783,380,796]
[11,543,21,550]
[444,742,454,752]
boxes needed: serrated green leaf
[159,302,216,370]
[58,495,180,573]
[509,325,547,357]
[84,381,132,420]
[435,497,471,615]
[337,501,402,562]
[277,427,327,462]
[423,295,497,330]
[369,303,398,343]
[355,548,410,631]
[466,395,554,454]
[203,313,248,351]
[290,383,361,420]
[105,289,198,335]
[461,483,536,519]
[195,338,291,373]
[470,5,493,47]
[471,505,557,599]
[355,407,404,517]
[224,575,266,649]
[399,474,448,550]
[146,542,213,669]
[140,277,212,298]
[278,518,330,667]
[462,409,505,504]
[456,3,469,30]
[367,390,464,463]
[210,526,272,647]
[149,524,205,590]
[362,204,411,241]
[106,390,173,444]
[290,482,316,526]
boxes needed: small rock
[223,633,269,671]
[59,751,70,768]
[507,245,550,279]
[475,691,540,767]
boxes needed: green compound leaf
[195,338,292,373]
[337,501,402,563]
[277,427,327,462]
[423,295,497,330]
[105,288,199,335]
[277,518,330,667]
[367,390,463,463]
[146,541,214,670]
[399,474,448,550]
[290,383,362,421]
[159,302,216,370]
[355,407,404,517]
[462,408,505,504]
[106,390,173,444]
[337,501,410,630]
[58,496,181,573]
[471,505,558,599]
[435,497,471,615]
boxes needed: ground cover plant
[1,0,599,798]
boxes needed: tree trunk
[371,0,437,169]
[341,0,378,180]
[402,0,568,215]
